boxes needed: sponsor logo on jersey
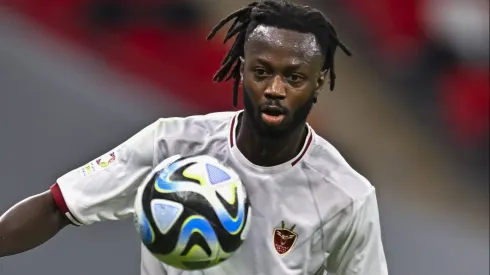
[96,152,116,168]
[80,163,96,177]
[273,221,298,255]
[79,152,116,177]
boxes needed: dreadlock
[207,0,352,107]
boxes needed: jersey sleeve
[326,190,389,275]
[50,119,164,226]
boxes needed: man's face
[241,25,327,139]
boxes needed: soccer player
[0,1,388,274]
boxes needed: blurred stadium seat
[336,0,489,180]
[6,0,240,112]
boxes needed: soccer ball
[133,155,252,270]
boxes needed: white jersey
[51,111,388,275]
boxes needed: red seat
[5,0,241,112]
[343,0,426,61]
[438,66,489,145]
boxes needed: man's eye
[254,69,268,77]
[287,74,304,83]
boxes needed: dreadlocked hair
[207,0,352,107]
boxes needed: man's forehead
[246,25,322,59]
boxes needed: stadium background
[0,0,487,274]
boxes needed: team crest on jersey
[273,221,298,255]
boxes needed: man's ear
[313,70,328,102]
[317,69,328,90]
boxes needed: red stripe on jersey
[229,114,237,147]
[50,183,81,226]
[291,132,313,166]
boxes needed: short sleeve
[51,119,163,226]
[326,190,389,275]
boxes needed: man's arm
[0,117,175,258]
[326,189,389,275]
[0,190,69,257]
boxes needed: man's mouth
[260,106,286,126]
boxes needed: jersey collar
[228,110,314,174]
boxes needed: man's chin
[255,118,292,139]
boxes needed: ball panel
[209,198,251,253]
[141,174,186,255]
[205,163,231,185]
[215,183,237,205]
[137,210,155,245]
[214,185,244,234]
[150,199,184,235]
[181,229,213,257]
[154,171,205,193]
[170,162,201,185]
[177,215,218,255]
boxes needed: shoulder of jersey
[156,111,236,123]
[155,111,235,132]
[304,133,375,201]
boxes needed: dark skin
[0,25,328,257]
[237,25,327,166]
[0,191,69,257]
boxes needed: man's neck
[236,112,308,167]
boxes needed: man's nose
[264,75,286,99]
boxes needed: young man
[0,1,388,274]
